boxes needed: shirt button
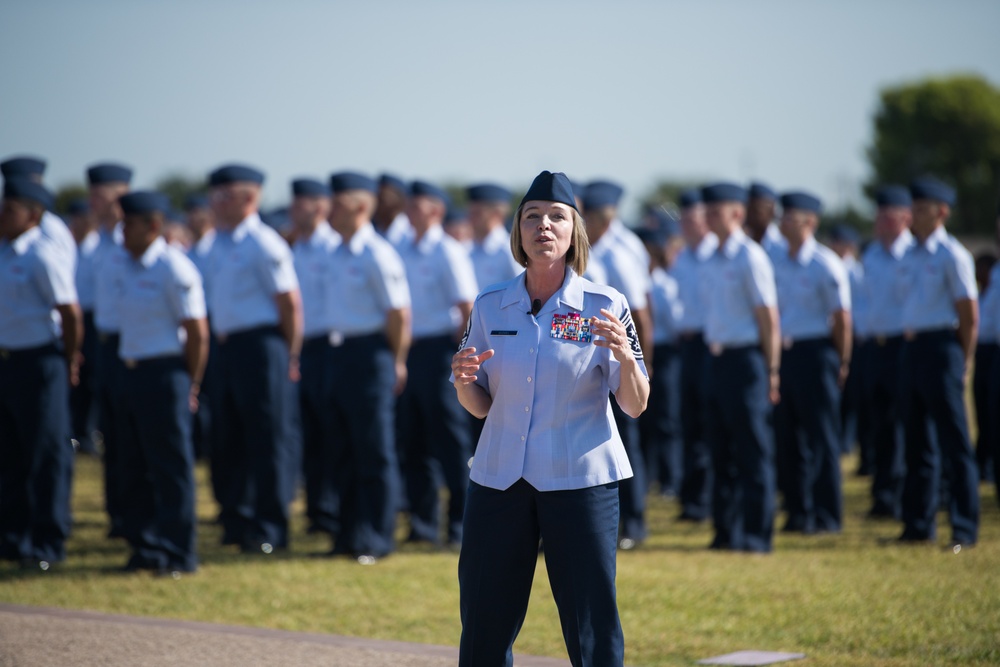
[529,348,534,354]
[521,436,525,441]
[526,376,532,383]
[524,406,530,412]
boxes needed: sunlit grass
[2,454,998,666]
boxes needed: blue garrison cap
[444,206,467,225]
[330,171,377,195]
[701,182,748,204]
[827,224,860,245]
[208,164,265,187]
[183,194,210,211]
[780,191,823,214]
[87,162,133,185]
[519,171,578,211]
[119,191,171,215]
[3,179,53,209]
[650,209,681,239]
[582,180,624,210]
[467,183,512,204]
[1,156,46,178]
[749,181,777,201]
[910,176,956,206]
[66,198,90,216]
[292,178,330,197]
[874,185,911,208]
[379,173,407,193]
[679,188,702,209]
[636,227,668,247]
[410,180,449,204]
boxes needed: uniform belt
[903,328,956,343]
[707,342,757,357]
[0,342,59,360]
[97,331,120,344]
[678,331,703,342]
[781,335,830,351]
[121,355,183,370]
[215,325,280,344]
[872,334,904,347]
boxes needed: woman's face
[519,200,574,266]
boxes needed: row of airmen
[0,153,992,573]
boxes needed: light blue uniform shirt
[469,225,521,291]
[327,222,411,336]
[610,218,651,268]
[187,229,216,279]
[758,223,787,263]
[118,237,206,360]
[773,237,851,342]
[293,222,340,338]
[41,211,77,273]
[701,228,777,347]
[650,266,682,345]
[93,225,127,334]
[862,229,914,337]
[588,230,650,310]
[457,268,646,491]
[671,233,718,333]
[900,226,977,333]
[75,230,100,311]
[980,263,1000,345]
[396,224,478,339]
[378,212,412,245]
[0,226,78,348]
[841,254,870,338]
[206,213,299,337]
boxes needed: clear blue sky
[2,0,998,217]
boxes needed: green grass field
[2,454,998,666]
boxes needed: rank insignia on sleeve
[550,312,592,342]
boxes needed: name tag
[550,313,592,343]
[491,330,518,336]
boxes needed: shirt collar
[694,232,719,260]
[136,236,167,269]
[718,228,749,259]
[413,223,444,254]
[920,225,947,253]
[791,236,817,266]
[500,266,584,314]
[11,225,43,255]
[231,212,262,243]
[476,225,509,253]
[887,228,914,259]
[297,221,337,249]
[346,221,376,255]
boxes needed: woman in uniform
[451,170,649,667]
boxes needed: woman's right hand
[452,347,495,385]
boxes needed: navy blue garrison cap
[379,173,407,193]
[119,191,171,215]
[87,162,133,186]
[780,191,823,214]
[636,227,668,247]
[749,181,777,201]
[292,178,330,197]
[875,185,911,208]
[582,180,624,210]
[519,171,578,211]
[701,182,748,204]
[330,171,377,195]
[3,179,53,209]
[679,188,702,209]
[410,180,449,203]
[1,156,46,178]
[184,193,210,211]
[467,183,512,204]
[209,164,265,187]
[827,224,860,245]
[648,208,681,239]
[67,198,90,216]
[910,176,956,206]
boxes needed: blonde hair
[510,203,589,276]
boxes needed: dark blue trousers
[841,339,873,462]
[191,332,218,461]
[705,346,775,552]
[212,326,297,549]
[0,344,74,563]
[613,399,647,542]
[119,356,197,572]
[639,342,682,495]
[973,342,996,483]
[899,331,979,544]
[398,334,470,545]
[96,332,126,535]
[865,335,907,517]
[299,335,338,534]
[678,334,712,520]
[774,338,843,533]
[988,351,1000,507]
[328,333,399,558]
[459,479,624,667]
[69,311,99,454]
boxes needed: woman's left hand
[591,308,633,363]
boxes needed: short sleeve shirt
[701,228,777,347]
[773,237,851,341]
[899,226,977,333]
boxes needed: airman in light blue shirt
[466,183,520,290]
[899,225,977,333]
[289,178,337,340]
[863,226,914,337]
[745,181,786,261]
[773,235,851,342]
[672,232,718,334]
